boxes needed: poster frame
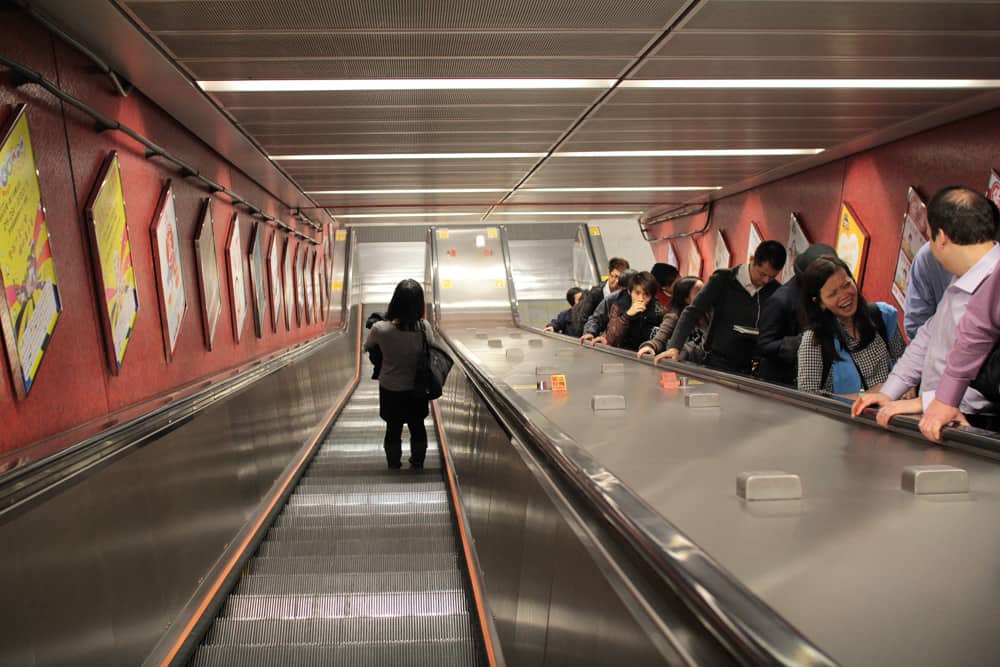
[835,202,871,286]
[713,229,731,272]
[295,241,306,325]
[987,169,1000,210]
[746,222,763,264]
[149,180,187,362]
[83,150,139,375]
[193,198,222,350]
[248,221,268,339]
[282,236,295,330]
[0,104,63,398]
[684,236,702,279]
[226,213,248,343]
[781,212,811,284]
[267,229,282,332]
[891,187,929,308]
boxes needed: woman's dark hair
[627,270,659,301]
[386,279,425,331]
[799,255,875,363]
[670,276,701,314]
[566,286,584,305]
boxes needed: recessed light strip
[275,149,820,161]
[621,79,1000,89]
[307,186,721,195]
[272,152,546,161]
[331,210,642,219]
[200,78,616,92]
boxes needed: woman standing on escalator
[364,279,432,470]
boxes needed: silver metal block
[737,471,803,501]
[487,338,503,348]
[601,363,625,375]
[528,338,543,348]
[592,394,626,411]
[902,465,969,495]
[685,393,720,408]
[506,348,524,362]
[535,366,559,376]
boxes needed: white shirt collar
[952,243,1000,294]
[737,263,760,296]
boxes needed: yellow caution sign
[442,279,453,289]
[487,228,498,239]
[438,229,449,239]
[495,279,505,288]
[589,226,601,237]
[333,280,343,290]
[335,230,347,241]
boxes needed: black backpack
[971,342,1000,403]
[412,323,453,401]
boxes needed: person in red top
[651,263,679,311]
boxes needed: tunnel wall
[648,106,1000,314]
[0,12,336,459]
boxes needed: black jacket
[569,283,605,337]
[666,266,779,374]
[604,290,661,351]
[755,276,802,386]
[546,307,574,334]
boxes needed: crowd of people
[542,186,1000,444]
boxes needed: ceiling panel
[261,139,557,152]
[590,101,923,120]
[559,133,867,151]
[579,116,884,132]
[231,105,584,123]
[211,89,607,108]
[160,31,655,59]
[604,87,976,105]
[128,0,687,31]
[632,57,1000,79]
[241,118,574,134]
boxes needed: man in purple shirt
[852,187,1000,428]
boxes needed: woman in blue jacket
[797,255,906,397]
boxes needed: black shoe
[387,461,402,469]
[408,457,424,469]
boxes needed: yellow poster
[0,106,61,396]
[335,229,346,241]
[87,152,138,372]
[835,203,869,284]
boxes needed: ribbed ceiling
[123,0,1000,223]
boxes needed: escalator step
[234,570,464,596]
[221,589,470,620]
[190,639,483,667]
[247,552,460,575]
[257,536,459,557]
[264,523,454,543]
[204,614,474,646]
[273,511,453,529]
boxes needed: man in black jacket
[755,243,836,386]
[661,240,786,374]
[567,257,629,337]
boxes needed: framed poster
[987,169,1000,211]
[248,222,267,339]
[835,203,870,285]
[295,241,306,325]
[267,230,282,332]
[665,240,678,270]
[282,237,295,330]
[325,230,334,301]
[194,199,222,349]
[781,213,810,284]
[84,151,139,374]
[746,222,763,264]
[318,251,328,321]
[149,181,187,361]
[684,236,702,279]
[311,249,322,322]
[713,229,730,272]
[892,188,930,307]
[226,214,248,343]
[303,246,315,324]
[0,105,62,397]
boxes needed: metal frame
[429,226,442,324]
[498,225,521,326]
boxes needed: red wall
[650,107,1000,310]
[0,13,337,461]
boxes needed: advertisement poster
[684,236,702,279]
[282,237,295,330]
[267,230,282,332]
[303,246,315,324]
[987,169,1000,210]
[226,214,247,342]
[835,203,870,285]
[746,222,763,263]
[665,240,678,270]
[194,199,221,349]
[150,182,186,361]
[891,187,930,307]
[0,106,62,397]
[295,242,306,325]
[781,213,810,284]
[85,151,139,374]
[713,229,730,272]
[312,249,323,322]
[248,222,267,339]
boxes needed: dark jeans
[383,418,428,467]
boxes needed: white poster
[684,236,702,279]
[665,240,678,269]
[713,229,730,272]
[781,213,810,283]
[746,223,763,264]
[987,169,1000,210]
[151,185,186,359]
[892,187,930,309]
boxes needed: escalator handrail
[438,328,839,667]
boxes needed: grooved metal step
[190,373,485,666]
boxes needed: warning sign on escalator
[589,226,601,237]
[438,229,449,239]
[487,228,498,239]
[495,279,505,288]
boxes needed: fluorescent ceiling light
[557,149,824,157]
[489,210,641,216]
[200,78,615,92]
[621,79,1000,89]
[523,186,722,192]
[272,152,545,161]
[332,212,481,219]
[307,188,509,195]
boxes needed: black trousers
[383,417,428,467]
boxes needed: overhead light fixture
[557,149,824,157]
[200,78,615,92]
[272,152,545,161]
[332,212,481,219]
[620,79,1000,89]
[306,188,509,195]
[489,210,641,216]
[523,186,722,192]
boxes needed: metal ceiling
[117,0,1000,224]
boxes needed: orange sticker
[550,374,567,392]
[659,371,679,389]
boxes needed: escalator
[189,365,488,667]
